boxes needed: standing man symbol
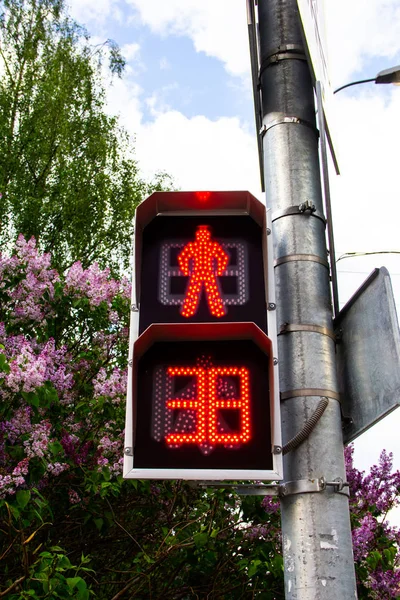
[178,225,229,318]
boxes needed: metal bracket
[194,482,281,496]
[325,478,350,495]
[280,478,324,496]
[280,477,349,497]
[299,200,316,213]
[194,477,349,497]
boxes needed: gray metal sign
[335,268,400,444]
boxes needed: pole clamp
[280,477,350,498]
[281,388,341,402]
[259,44,307,76]
[279,323,336,342]
[260,116,318,138]
[271,204,326,226]
[274,254,329,269]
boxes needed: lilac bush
[1,236,400,599]
[0,236,131,598]
[345,445,400,598]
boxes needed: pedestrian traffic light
[124,191,282,480]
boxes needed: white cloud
[126,0,250,77]
[105,77,143,134]
[67,0,123,27]
[122,42,141,62]
[145,83,180,116]
[331,88,400,256]
[134,110,260,197]
[102,69,261,197]
[325,0,400,86]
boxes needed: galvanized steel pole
[257,0,358,597]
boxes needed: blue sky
[68,0,400,512]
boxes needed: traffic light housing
[124,191,282,480]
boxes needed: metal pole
[256,0,358,597]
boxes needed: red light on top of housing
[195,191,211,202]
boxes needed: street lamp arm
[334,78,376,94]
[337,251,400,262]
[334,66,400,94]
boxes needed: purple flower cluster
[0,458,29,498]
[1,336,74,400]
[0,236,131,499]
[261,495,280,514]
[368,567,400,597]
[345,445,400,597]
[65,261,130,309]
[243,524,269,541]
[352,513,377,561]
[93,367,127,403]
[0,235,59,323]
[97,427,124,475]
[61,432,92,466]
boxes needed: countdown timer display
[133,339,273,471]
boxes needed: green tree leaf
[16,490,31,509]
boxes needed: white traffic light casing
[124,191,282,480]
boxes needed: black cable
[282,397,329,455]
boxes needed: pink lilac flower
[68,489,81,504]
[96,433,123,476]
[243,524,269,541]
[0,458,31,499]
[6,341,47,392]
[61,432,92,466]
[3,338,73,398]
[12,458,30,476]
[368,567,400,597]
[0,322,6,343]
[261,496,280,514]
[92,367,127,402]
[23,421,51,459]
[3,406,33,443]
[65,261,120,308]
[46,462,69,476]
[352,513,377,561]
[3,236,60,323]
[345,445,400,517]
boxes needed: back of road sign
[335,267,400,444]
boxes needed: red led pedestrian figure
[178,225,229,317]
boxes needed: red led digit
[164,364,251,447]
[178,225,229,318]
[165,367,207,445]
[208,367,251,444]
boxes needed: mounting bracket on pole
[193,477,349,497]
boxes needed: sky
[67,0,400,511]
